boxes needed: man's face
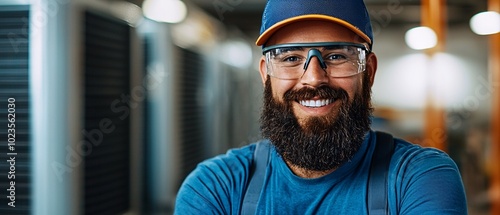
[259,20,378,171]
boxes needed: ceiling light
[405,26,438,50]
[142,0,187,24]
[470,11,500,35]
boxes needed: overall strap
[241,140,271,215]
[368,131,395,215]
[242,132,395,215]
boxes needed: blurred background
[0,0,499,214]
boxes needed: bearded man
[174,0,467,214]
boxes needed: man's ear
[259,56,268,86]
[366,52,378,87]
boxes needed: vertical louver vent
[0,6,30,215]
[83,11,130,215]
[178,48,206,184]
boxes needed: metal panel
[0,5,30,215]
[83,10,130,215]
[178,47,207,184]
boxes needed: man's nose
[300,56,329,87]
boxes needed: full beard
[260,74,373,171]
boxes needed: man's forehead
[265,20,366,47]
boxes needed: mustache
[283,85,349,102]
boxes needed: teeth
[299,99,333,108]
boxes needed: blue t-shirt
[174,130,467,214]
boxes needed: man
[175,0,467,214]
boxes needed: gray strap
[368,131,395,215]
[241,140,271,215]
[242,132,394,215]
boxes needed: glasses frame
[262,42,371,79]
[262,42,370,54]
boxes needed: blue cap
[256,0,373,47]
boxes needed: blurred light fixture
[172,18,204,48]
[171,13,217,49]
[142,0,187,23]
[405,26,438,50]
[220,40,253,69]
[470,11,500,35]
[373,53,471,109]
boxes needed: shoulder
[180,143,256,191]
[392,138,457,170]
[198,144,255,174]
[388,138,467,214]
[372,131,457,172]
[390,138,462,182]
[174,143,257,214]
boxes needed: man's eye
[325,54,347,61]
[282,56,300,62]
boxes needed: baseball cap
[255,0,373,48]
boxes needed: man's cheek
[273,91,286,103]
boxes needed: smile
[298,99,334,108]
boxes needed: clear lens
[264,43,368,80]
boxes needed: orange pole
[421,0,447,151]
[421,0,447,53]
[489,0,500,213]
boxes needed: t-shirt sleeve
[390,142,468,215]
[174,145,254,215]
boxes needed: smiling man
[259,20,375,178]
[174,0,467,214]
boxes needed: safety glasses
[263,42,370,80]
